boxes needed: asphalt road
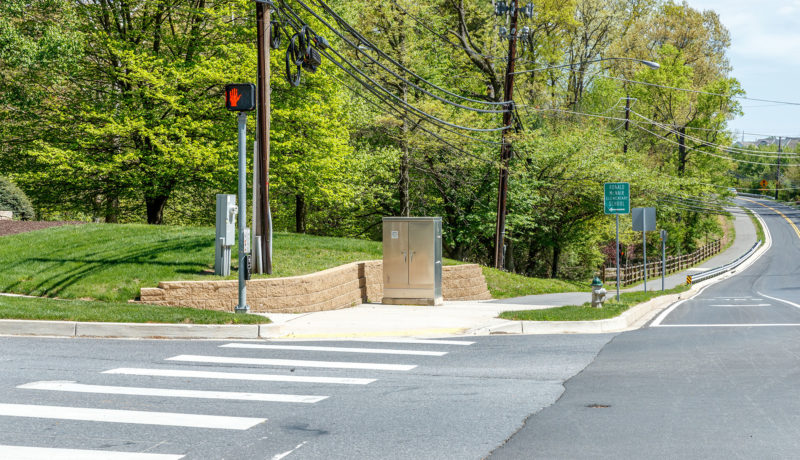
[1,198,795,459]
[0,334,614,459]
[491,197,800,459]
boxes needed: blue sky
[686,0,800,140]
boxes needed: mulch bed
[0,221,85,237]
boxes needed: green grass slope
[0,223,587,303]
[0,224,383,302]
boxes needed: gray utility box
[215,194,237,276]
[382,217,443,306]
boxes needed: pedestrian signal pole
[226,83,256,313]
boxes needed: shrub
[0,176,35,220]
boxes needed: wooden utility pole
[494,0,519,269]
[776,136,782,200]
[255,0,272,274]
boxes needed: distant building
[732,136,800,150]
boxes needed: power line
[637,125,800,167]
[599,74,800,107]
[278,2,512,135]
[628,110,800,158]
[307,0,511,106]
[291,0,506,114]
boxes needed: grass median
[498,284,689,321]
[0,295,268,324]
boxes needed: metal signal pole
[255,0,273,274]
[494,0,519,269]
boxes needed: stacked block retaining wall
[140,261,491,313]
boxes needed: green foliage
[0,176,34,219]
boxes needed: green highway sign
[604,182,630,214]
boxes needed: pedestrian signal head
[225,83,256,112]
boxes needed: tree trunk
[145,195,168,224]
[550,244,561,279]
[677,127,688,175]
[295,193,306,233]
[104,196,119,223]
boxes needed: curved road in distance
[491,197,800,459]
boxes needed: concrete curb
[474,206,772,336]
[471,289,695,335]
[0,319,281,339]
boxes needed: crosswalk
[0,337,474,459]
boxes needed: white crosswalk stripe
[103,367,376,385]
[0,445,184,460]
[0,403,265,429]
[2,337,472,457]
[276,338,475,346]
[17,380,328,403]
[220,343,448,356]
[166,354,418,371]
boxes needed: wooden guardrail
[602,239,721,286]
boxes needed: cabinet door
[408,221,434,288]
[383,221,408,287]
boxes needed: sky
[684,0,800,141]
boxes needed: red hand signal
[228,88,242,107]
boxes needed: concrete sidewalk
[266,206,759,338]
[0,204,760,340]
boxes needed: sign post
[632,207,656,292]
[605,183,630,302]
[225,83,256,313]
[660,229,667,291]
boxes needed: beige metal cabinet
[382,217,442,306]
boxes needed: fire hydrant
[591,276,607,308]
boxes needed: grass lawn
[0,295,267,324]
[0,224,385,302]
[482,267,587,298]
[0,223,590,307]
[498,284,689,321]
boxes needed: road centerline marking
[166,355,417,371]
[740,197,800,240]
[102,368,376,385]
[17,381,327,404]
[0,403,265,430]
[220,343,447,356]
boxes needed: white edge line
[0,445,184,460]
[652,204,773,328]
[757,291,800,310]
[656,323,800,327]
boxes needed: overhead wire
[307,0,511,106]
[321,65,499,166]
[290,0,506,114]
[278,1,512,136]
[629,110,800,158]
[636,124,800,167]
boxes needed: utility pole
[255,0,273,274]
[776,136,782,200]
[494,0,519,269]
[623,95,630,154]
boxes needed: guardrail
[603,240,721,286]
[737,192,775,200]
[688,240,762,284]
